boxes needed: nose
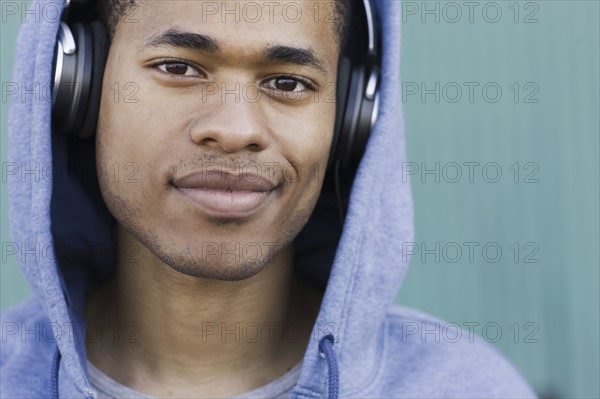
[188,82,271,154]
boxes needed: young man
[1,0,537,398]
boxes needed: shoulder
[1,295,45,321]
[378,304,538,398]
[1,296,55,371]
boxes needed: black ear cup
[326,0,380,179]
[52,22,92,135]
[335,63,367,171]
[78,21,108,139]
[328,56,353,172]
[52,19,108,139]
[350,66,379,168]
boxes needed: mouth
[175,186,276,219]
[171,171,279,219]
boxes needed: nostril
[247,143,261,151]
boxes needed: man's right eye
[150,59,203,77]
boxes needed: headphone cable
[334,160,345,229]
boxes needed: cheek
[275,98,336,162]
[96,48,159,174]
[276,101,336,211]
[96,69,174,194]
[96,103,136,188]
[95,88,158,219]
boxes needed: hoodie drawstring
[50,346,61,398]
[318,334,339,399]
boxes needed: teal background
[1,1,599,398]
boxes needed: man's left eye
[264,76,315,92]
[153,60,202,77]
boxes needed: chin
[143,236,278,281]
[161,255,271,281]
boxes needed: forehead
[122,0,339,65]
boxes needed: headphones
[52,0,381,177]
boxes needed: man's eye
[264,76,315,93]
[152,60,202,77]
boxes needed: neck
[85,225,324,398]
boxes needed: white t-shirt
[87,360,303,399]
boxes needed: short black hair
[98,0,353,50]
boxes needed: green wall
[1,1,36,312]
[1,1,599,398]
[395,1,599,398]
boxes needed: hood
[7,0,413,397]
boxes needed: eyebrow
[263,44,327,73]
[140,29,328,73]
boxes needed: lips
[172,171,278,218]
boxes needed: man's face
[96,0,340,280]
